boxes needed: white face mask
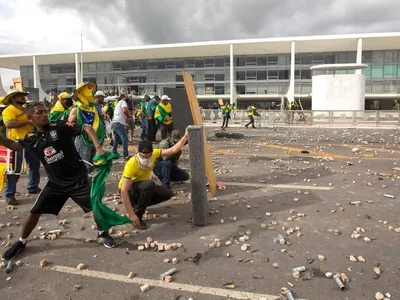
[135,153,153,170]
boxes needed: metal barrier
[200,109,400,127]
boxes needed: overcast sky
[1,0,400,90]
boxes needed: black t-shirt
[19,120,88,187]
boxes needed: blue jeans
[5,148,41,198]
[141,117,148,140]
[112,122,129,158]
[74,135,96,173]
[153,160,190,187]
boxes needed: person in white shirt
[111,94,131,159]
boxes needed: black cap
[138,140,153,153]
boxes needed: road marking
[41,265,308,300]
[219,181,333,191]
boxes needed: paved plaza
[1,126,399,300]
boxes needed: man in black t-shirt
[0,103,117,261]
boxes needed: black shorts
[31,177,91,215]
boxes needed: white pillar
[33,56,38,88]
[229,44,235,105]
[285,41,295,105]
[75,53,80,88]
[356,38,363,74]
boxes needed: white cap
[161,95,171,101]
[94,91,106,97]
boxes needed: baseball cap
[171,130,181,141]
[161,95,171,101]
[58,92,73,100]
[94,91,106,97]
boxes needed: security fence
[200,109,400,127]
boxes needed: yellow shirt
[2,105,33,140]
[118,149,162,189]
[155,102,173,125]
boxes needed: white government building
[1,32,400,110]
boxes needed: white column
[33,56,38,88]
[229,44,235,105]
[285,41,295,105]
[75,53,80,88]
[356,38,363,74]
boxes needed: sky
[1,0,400,91]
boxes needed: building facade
[1,32,400,109]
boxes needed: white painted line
[219,181,333,191]
[40,265,308,300]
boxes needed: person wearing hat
[146,95,160,142]
[139,95,150,141]
[0,102,117,261]
[153,130,189,189]
[119,133,188,230]
[155,95,173,139]
[68,82,105,173]
[49,92,74,122]
[2,89,41,205]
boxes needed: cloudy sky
[1,0,400,90]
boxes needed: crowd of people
[0,82,190,261]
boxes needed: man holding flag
[155,95,174,139]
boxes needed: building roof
[1,32,400,70]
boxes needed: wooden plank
[182,72,217,197]
[12,77,24,91]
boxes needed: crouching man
[153,130,189,189]
[1,103,117,261]
[119,133,188,230]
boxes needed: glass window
[225,83,230,93]
[246,56,257,66]
[312,54,323,64]
[300,54,312,65]
[371,80,384,93]
[267,70,278,79]
[323,54,336,64]
[175,74,184,82]
[295,70,300,79]
[257,70,267,80]
[384,80,397,92]
[215,57,225,67]
[257,56,267,66]
[372,51,384,64]
[362,51,372,63]
[236,84,245,94]
[236,57,245,66]
[384,51,397,63]
[279,82,289,94]
[246,83,256,94]
[363,66,372,77]
[204,58,214,67]
[175,60,184,69]
[371,66,383,78]
[148,72,157,82]
[257,84,267,94]
[50,65,59,74]
[96,74,105,85]
[157,72,166,82]
[267,56,278,65]
[88,63,96,72]
[105,75,112,84]
[205,73,214,81]
[246,70,256,80]
[267,82,278,93]
[112,62,121,71]
[57,76,66,86]
[337,52,347,63]
[130,61,138,70]
[64,64,75,73]
[225,69,230,80]
[166,60,175,68]
[384,65,397,78]
[215,84,224,94]
[295,54,301,64]
[278,69,289,80]
[301,69,311,79]
[236,71,245,80]
[205,83,214,94]
[215,74,224,81]
[195,59,204,68]
[347,52,356,63]
[121,61,130,71]
[139,76,147,83]
[156,60,166,69]
[66,77,75,85]
[166,71,175,82]
[185,59,195,68]
[148,60,157,69]
[195,84,205,94]
[278,55,288,65]
[97,63,105,73]
[225,56,230,66]
[195,70,204,81]
[130,76,139,83]
[301,83,311,94]
[365,80,371,93]
[138,61,147,70]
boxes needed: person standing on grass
[0,102,117,261]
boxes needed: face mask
[65,98,73,107]
[135,153,153,170]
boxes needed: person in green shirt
[139,95,150,140]
[49,92,74,122]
